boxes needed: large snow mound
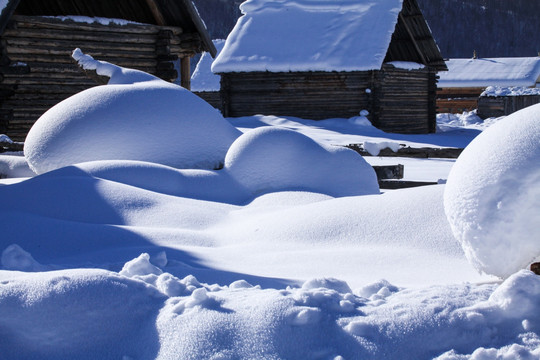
[224,126,380,197]
[444,104,540,278]
[24,50,241,174]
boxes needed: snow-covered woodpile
[0,0,216,141]
[213,0,446,134]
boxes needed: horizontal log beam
[12,15,183,35]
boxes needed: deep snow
[1,57,539,359]
[445,103,540,278]
[24,50,240,174]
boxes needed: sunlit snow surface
[1,56,539,358]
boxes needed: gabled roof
[191,39,225,92]
[212,0,446,74]
[438,57,540,88]
[0,0,216,56]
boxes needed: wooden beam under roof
[398,12,428,66]
[145,0,167,26]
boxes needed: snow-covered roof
[212,0,404,73]
[438,57,540,88]
[191,39,225,92]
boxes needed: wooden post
[180,56,191,90]
[531,262,540,275]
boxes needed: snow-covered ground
[1,53,539,359]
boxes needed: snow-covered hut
[0,0,216,141]
[212,0,447,134]
[437,57,540,114]
[191,39,225,110]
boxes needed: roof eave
[178,0,216,57]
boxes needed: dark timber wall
[478,94,540,118]
[0,15,202,141]
[220,64,438,134]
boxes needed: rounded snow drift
[24,81,240,174]
[444,104,540,278]
[224,126,379,197]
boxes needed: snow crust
[481,85,540,97]
[24,50,240,174]
[439,57,540,88]
[386,61,426,70]
[1,257,539,359]
[363,140,401,156]
[212,0,403,73]
[191,39,225,92]
[444,104,540,278]
[45,15,143,26]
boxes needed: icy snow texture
[439,57,540,88]
[386,61,426,70]
[212,0,402,73]
[1,257,539,359]
[444,104,540,278]
[363,141,401,156]
[224,126,380,197]
[191,39,225,92]
[481,85,540,97]
[24,50,240,174]
[45,15,142,26]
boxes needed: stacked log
[220,71,372,120]
[436,87,485,114]
[0,15,194,142]
[220,65,437,134]
[477,94,540,119]
[373,65,434,134]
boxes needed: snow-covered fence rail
[345,144,463,158]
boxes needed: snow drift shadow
[0,167,294,289]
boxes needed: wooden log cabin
[212,0,447,134]
[0,0,216,142]
[437,57,540,114]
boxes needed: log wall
[477,94,540,119]
[373,64,436,133]
[220,71,373,120]
[0,15,201,141]
[436,87,485,114]
[220,64,437,134]
[194,91,221,111]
